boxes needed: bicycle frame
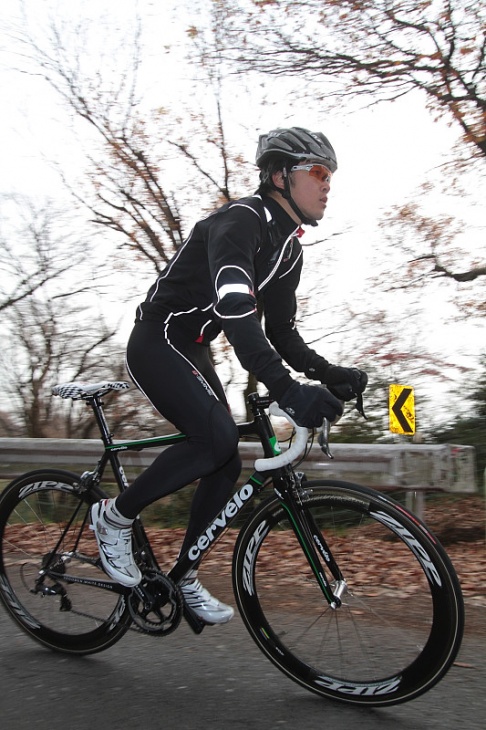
[45,391,342,627]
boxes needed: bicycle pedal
[183,603,206,634]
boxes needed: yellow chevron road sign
[389,385,415,435]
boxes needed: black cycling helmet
[256,127,337,226]
[256,127,337,173]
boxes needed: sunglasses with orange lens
[290,163,332,183]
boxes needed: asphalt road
[1,598,485,730]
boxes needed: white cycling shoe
[90,499,142,587]
[90,500,234,623]
[180,572,234,625]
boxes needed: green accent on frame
[279,501,335,604]
[106,433,186,451]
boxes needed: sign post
[389,385,415,435]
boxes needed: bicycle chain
[47,571,183,636]
[60,606,156,634]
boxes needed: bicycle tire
[233,479,464,707]
[0,469,131,654]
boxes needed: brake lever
[317,418,334,459]
[356,392,367,419]
[318,390,366,458]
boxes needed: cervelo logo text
[370,509,442,587]
[118,465,129,490]
[188,484,254,560]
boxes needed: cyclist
[91,127,367,624]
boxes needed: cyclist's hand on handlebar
[278,382,343,429]
[322,366,368,402]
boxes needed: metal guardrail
[0,437,477,493]
[0,437,478,521]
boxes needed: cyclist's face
[289,165,331,222]
[272,163,332,224]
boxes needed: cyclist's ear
[271,169,286,191]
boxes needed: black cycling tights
[118,320,241,558]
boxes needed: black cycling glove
[278,382,343,429]
[322,366,368,402]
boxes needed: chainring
[128,570,183,636]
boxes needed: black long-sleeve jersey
[136,194,330,398]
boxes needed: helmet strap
[279,166,318,227]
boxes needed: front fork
[275,474,346,610]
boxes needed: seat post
[87,395,114,447]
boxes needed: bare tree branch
[213,0,485,159]
[432,262,486,282]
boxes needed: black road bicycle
[0,381,464,707]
